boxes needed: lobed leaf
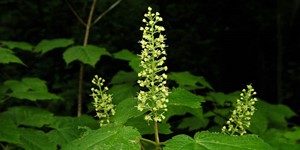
[112,97,144,125]
[48,115,98,147]
[62,125,141,150]
[125,115,172,135]
[0,106,54,127]
[164,131,275,150]
[168,88,205,108]
[0,47,25,65]
[3,77,61,101]
[19,128,56,150]
[113,49,141,72]
[35,38,74,54]
[0,120,20,145]
[168,71,213,90]
[0,41,32,51]
[110,71,138,85]
[63,45,110,67]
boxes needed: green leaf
[164,131,275,150]
[262,128,300,150]
[112,97,144,125]
[62,125,141,150]
[205,91,240,105]
[110,84,138,104]
[168,71,213,90]
[178,116,209,131]
[4,78,61,101]
[35,38,74,54]
[0,41,32,51]
[0,120,20,145]
[63,45,110,67]
[19,128,56,150]
[48,115,98,147]
[248,110,268,135]
[168,88,205,108]
[0,47,25,64]
[256,100,296,128]
[125,115,172,135]
[113,49,141,72]
[0,106,54,127]
[110,71,138,85]
[164,88,206,123]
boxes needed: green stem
[154,121,161,150]
[77,0,97,116]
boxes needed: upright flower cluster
[222,84,258,135]
[91,75,115,127]
[137,7,169,122]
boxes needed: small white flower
[137,7,169,122]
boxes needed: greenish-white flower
[137,7,169,122]
[222,84,258,135]
[91,75,115,127]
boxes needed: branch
[65,0,87,27]
[92,0,122,26]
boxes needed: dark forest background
[1,0,300,115]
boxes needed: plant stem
[154,121,161,150]
[77,0,97,116]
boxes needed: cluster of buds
[222,84,258,135]
[137,7,169,122]
[91,75,115,127]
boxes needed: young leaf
[168,71,213,90]
[0,47,25,65]
[4,78,61,101]
[0,106,54,127]
[35,38,74,54]
[0,41,32,51]
[164,131,275,150]
[113,49,141,72]
[63,45,110,67]
[62,125,141,150]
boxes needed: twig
[92,0,122,26]
[65,0,87,26]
